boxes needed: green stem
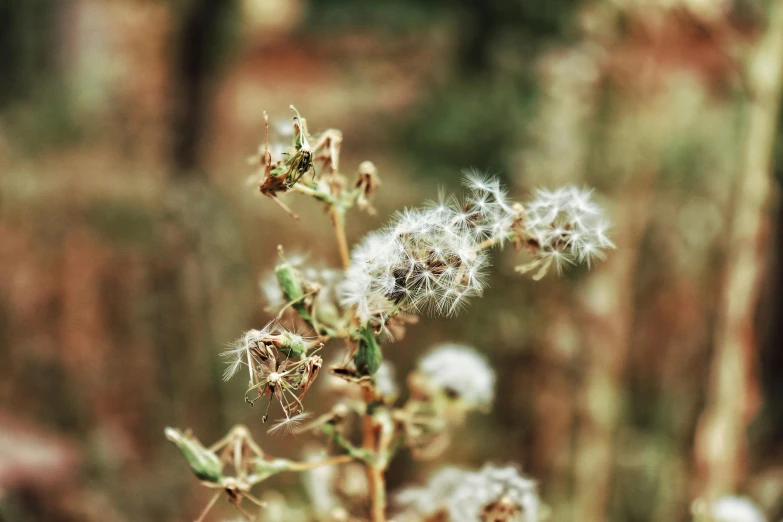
[292,182,336,205]
[330,206,351,269]
[321,423,372,462]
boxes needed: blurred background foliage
[1,0,783,521]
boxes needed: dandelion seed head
[418,344,496,410]
[521,185,614,278]
[448,465,539,522]
[708,496,766,522]
[340,174,526,328]
[395,467,468,519]
[340,206,489,326]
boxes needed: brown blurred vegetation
[2,0,783,521]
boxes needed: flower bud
[279,330,308,357]
[275,261,314,324]
[164,428,223,483]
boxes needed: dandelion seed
[267,412,313,437]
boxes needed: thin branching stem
[475,232,514,251]
[292,182,336,205]
[330,206,351,269]
[195,492,221,522]
[285,454,354,472]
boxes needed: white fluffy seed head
[417,344,496,410]
[302,447,338,516]
[395,467,468,519]
[708,497,766,522]
[340,174,527,327]
[461,169,520,245]
[521,185,614,278]
[447,465,539,522]
[339,205,489,326]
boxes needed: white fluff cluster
[459,170,520,244]
[709,496,766,522]
[340,210,489,324]
[222,326,273,382]
[520,185,614,278]
[418,344,495,410]
[302,448,338,517]
[396,467,467,519]
[374,361,399,400]
[396,465,538,522]
[448,465,539,522]
[340,174,521,325]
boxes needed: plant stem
[359,386,388,522]
[694,0,783,498]
[475,232,513,251]
[291,181,350,268]
[292,182,336,205]
[285,454,354,472]
[321,423,371,462]
[368,462,387,522]
[330,206,351,269]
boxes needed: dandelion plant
[165,106,614,522]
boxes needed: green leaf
[353,325,383,376]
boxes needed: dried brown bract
[354,160,381,214]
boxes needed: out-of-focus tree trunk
[571,174,656,522]
[169,0,236,176]
[693,0,783,500]
[0,0,58,107]
[758,192,783,452]
[453,0,500,75]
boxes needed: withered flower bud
[354,160,381,214]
